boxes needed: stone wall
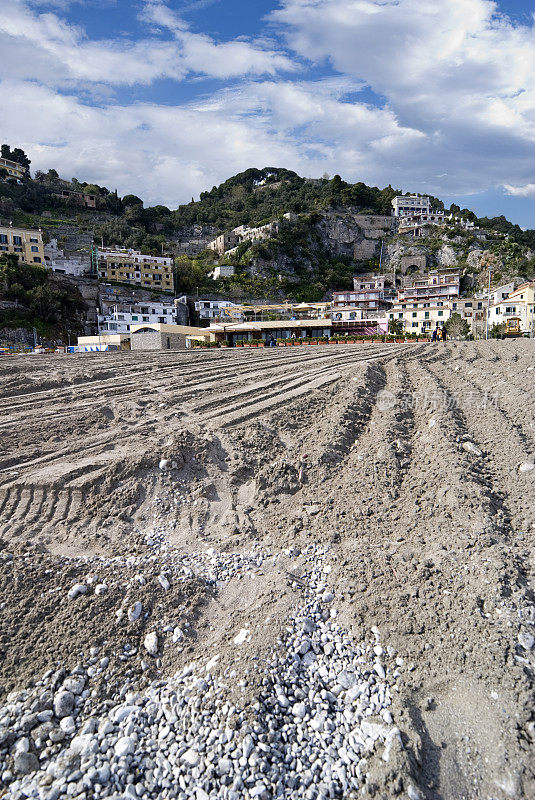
[131,332,187,351]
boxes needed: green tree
[445,312,470,339]
[388,318,404,337]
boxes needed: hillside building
[391,196,431,217]
[333,275,389,314]
[97,248,174,292]
[0,225,45,265]
[398,269,461,303]
[211,265,236,280]
[0,157,28,182]
[194,299,238,322]
[44,238,90,277]
[208,233,240,256]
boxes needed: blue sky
[1,0,534,227]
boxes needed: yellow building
[0,225,45,265]
[97,248,174,292]
[0,157,27,182]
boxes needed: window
[398,313,403,319]
[0,246,7,251]
[412,323,418,328]
[14,247,22,252]
[424,312,429,319]
[30,237,38,243]
[33,257,41,263]
[131,315,138,321]
[438,311,443,316]
[389,314,394,320]
[465,302,472,308]
[31,246,39,252]
[0,234,7,243]
[412,312,417,318]
[477,302,482,310]
[13,236,22,245]
[142,316,149,322]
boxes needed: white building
[211,265,236,280]
[489,282,515,305]
[195,299,238,321]
[489,282,535,334]
[98,300,178,335]
[44,239,90,277]
[391,196,431,217]
[399,270,461,303]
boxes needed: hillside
[1,146,534,308]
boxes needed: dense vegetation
[0,254,86,339]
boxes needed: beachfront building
[489,282,535,334]
[98,300,178,335]
[97,248,174,292]
[0,224,45,264]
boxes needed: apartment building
[0,157,27,182]
[195,299,238,321]
[0,225,45,264]
[97,248,174,292]
[391,196,431,217]
[333,274,389,314]
[489,282,535,334]
[398,270,461,303]
[389,299,451,333]
[98,300,178,335]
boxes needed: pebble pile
[0,542,408,800]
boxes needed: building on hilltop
[97,247,174,292]
[391,196,431,217]
[0,224,44,264]
[0,157,28,182]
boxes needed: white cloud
[0,0,295,88]
[504,184,535,199]
[271,0,535,197]
[0,76,423,205]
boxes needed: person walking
[441,327,447,342]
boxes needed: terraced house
[0,224,44,264]
[97,248,174,292]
